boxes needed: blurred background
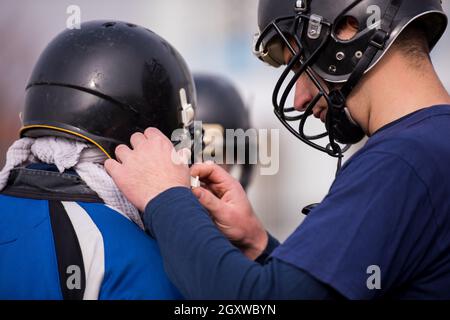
[1,0,449,241]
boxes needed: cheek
[319,96,329,109]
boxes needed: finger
[115,144,132,163]
[144,127,165,140]
[192,186,222,215]
[130,132,146,149]
[104,158,122,177]
[144,127,174,151]
[191,163,236,198]
[190,162,231,184]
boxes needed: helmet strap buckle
[307,14,323,40]
[369,29,389,50]
[179,88,195,128]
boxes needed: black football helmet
[254,0,447,161]
[21,20,196,158]
[194,73,255,190]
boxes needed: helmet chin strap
[325,89,365,146]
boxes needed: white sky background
[0,0,449,240]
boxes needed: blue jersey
[272,105,450,299]
[0,165,182,300]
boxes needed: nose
[293,73,314,112]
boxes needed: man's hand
[190,162,268,260]
[104,128,191,212]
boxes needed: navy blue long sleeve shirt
[145,106,450,299]
[144,187,340,300]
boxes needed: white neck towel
[0,137,144,229]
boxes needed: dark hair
[393,20,431,67]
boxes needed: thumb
[192,186,222,216]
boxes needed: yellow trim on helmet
[20,125,112,159]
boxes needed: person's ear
[335,16,359,41]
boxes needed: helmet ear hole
[334,16,360,41]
